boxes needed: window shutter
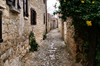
[26,0,28,17]
[33,11,35,24]
[23,0,26,16]
[31,8,33,25]
[31,8,36,25]
[0,11,3,42]
[43,0,45,4]
[12,0,15,6]
[35,12,36,24]
[6,0,13,6]
[17,0,21,9]
[44,13,45,24]
[23,0,28,17]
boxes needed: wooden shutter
[33,11,35,24]
[23,0,26,16]
[31,8,33,25]
[6,0,13,6]
[31,8,36,25]
[26,0,28,17]
[12,0,15,6]
[44,13,45,24]
[0,11,3,42]
[33,10,36,25]
[34,11,36,24]
[43,0,45,4]
[23,0,28,17]
[17,0,21,9]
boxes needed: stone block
[1,53,6,60]
[2,33,7,42]
[3,9,9,17]
[2,25,8,33]
[4,60,10,66]
[6,47,14,58]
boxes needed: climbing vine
[54,0,100,66]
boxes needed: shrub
[43,32,47,40]
[29,31,39,51]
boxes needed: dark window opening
[12,0,15,6]
[17,0,21,9]
[6,0,21,9]
[6,0,21,10]
[44,13,45,24]
[23,0,28,17]
[0,11,3,43]
[31,8,36,25]
[43,0,45,4]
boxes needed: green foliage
[68,26,70,29]
[73,35,77,39]
[29,31,39,51]
[83,42,89,47]
[84,53,88,59]
[95,39,100,66]
[43,32,47,40]
[45,31,48,34]
[65,42,66,45]
[54,0,100,65]
[43,34,47,40]
[54,0,100,26]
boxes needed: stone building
[58,16,77,59]
[52,18,58,29]
[47,13,52,32]
[0,0,47,66]
[58,13,85,63]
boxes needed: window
[44,13,45,24]
[31,8,36,25]
[43,0,45,4]
[6,0,21,9]
[0,11,3,42]
[23,0,28,17]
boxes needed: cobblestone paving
[22,29,82,66]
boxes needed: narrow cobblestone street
[22,29,82,66]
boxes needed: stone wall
[58,18,62,32]
[55,19,58,29]
[50,19,53,30]
[52,18,58,29]
[58,17,77,59]
[64,22,67,42]
[47,13,52,32]
[66,17,77,59]
[0,0,46,66]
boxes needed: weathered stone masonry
[0,0,46,66]
[58,17,77,59]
